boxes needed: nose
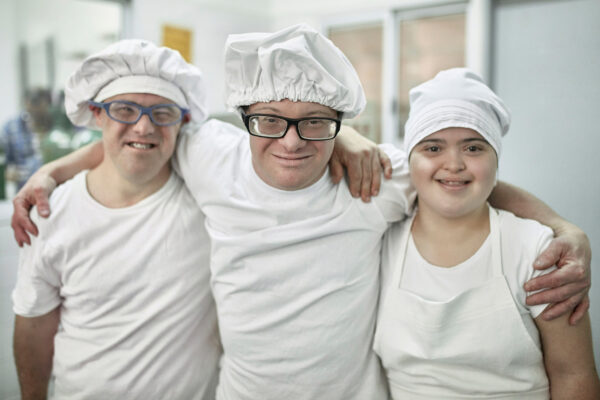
[444,148,466,172]
[131,113,155,136]
[278,124,306,152]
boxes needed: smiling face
[93,93,182,187]
[409,127,498,219]
[246,99,337,191]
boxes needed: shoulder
[373,144,415,222]
[496,208,554,250]
[32,172,85,240]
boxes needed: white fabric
[225,24,366,119]
[65,39,208,129]
[404,68,511,157]
[173,119,415,400]
[374,207,552,399]
[94,75,188,107]
[13,171,221,400]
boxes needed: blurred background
[0,0,598,397]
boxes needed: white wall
[0,0,19,125]
[15,0,121,92]
[129,0,272,115]
[493,0,600,367]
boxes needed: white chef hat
[224,23,366,119]
[404,68,511,158]
[65,39,208,129]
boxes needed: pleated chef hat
[224,23,366,119]
[404,68,511,158]
[65,39,208,130]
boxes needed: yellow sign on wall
[162,24,192,62]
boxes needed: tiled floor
[0,200,21,399]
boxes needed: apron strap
[393,214,416,289]
[488,205,504,277]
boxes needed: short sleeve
[372,144,416,222]
[12,212,62,317]
[526,228,556,318]
[172,119,248,205]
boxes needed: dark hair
[25,88,52,105]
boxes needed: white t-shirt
[12,171,221,400]
[174,119,415,400]
[381,208,555,345]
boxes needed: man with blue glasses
[11,40,221,399]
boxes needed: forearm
[41,141,103,185]
[537,313,600,399]
[14,309,60,400]
[549,371,600,400]
[489,181,580,235]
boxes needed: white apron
[373,207,550,399]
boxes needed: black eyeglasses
[88,100,189,127]
[241,112,341,141]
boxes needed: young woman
[374,68,599,399]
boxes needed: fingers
[378,148,392,180]
[370,151,382,197]
[11,202,37,247]
[539,290,585,321]
[526,279,589,307]
[346,159,362,198]
[568,296,590,325]
[533,238,563,269]
[328,153,344,184]
[524,261,589,292]
[34,186,51,217]
[359,151,373,202]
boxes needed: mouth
[272,154,312,164]
[127,141,156,150]
[436,179,471,188]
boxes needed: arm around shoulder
[490,181,591,324]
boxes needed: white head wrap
[224,23,366,119]
[65,39,208,129]
[404,68,511,158]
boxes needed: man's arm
[11,141,103,246]
[490,181,591,324]
[14,308,60,400]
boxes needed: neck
[86,162,170,208]
[411,202,490,267]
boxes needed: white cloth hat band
[404,68,510,159]
[405,99,503,157]
[65,39,207,129]
[94,75,189,108]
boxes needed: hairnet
[65,39,208,129]
[224,23,366,119]
[404,68,510,158]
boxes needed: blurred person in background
[1,88,53,190]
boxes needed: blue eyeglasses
[88,100,189,126]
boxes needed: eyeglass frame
[241,111,342,141]
[88,100,189,127]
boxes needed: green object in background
[71,129,102,149]
[41,129,74,164]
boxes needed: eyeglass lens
[108,101,183,125]
[249,116,336,139]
